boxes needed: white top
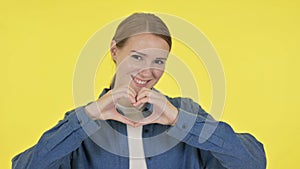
[116,103,148,169]
[127,125,148,169]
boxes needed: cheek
[116,59,138,74]
[153,69,164,79]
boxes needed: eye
[154,59,165,65]
[131,54,143,61]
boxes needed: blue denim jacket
[12,88,266,169]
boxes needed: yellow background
[1,0,299,169]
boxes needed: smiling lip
[131,75,150,88]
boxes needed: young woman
[12,13,266,169]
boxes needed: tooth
[135,79,146,84]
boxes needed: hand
[133,87,179,127]
[84,86,138,126]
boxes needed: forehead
[130,49,169,59]
[124,33,170,53]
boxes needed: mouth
[131,75,151,88]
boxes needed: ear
[110,40,117,62]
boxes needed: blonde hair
[113,12,172,50]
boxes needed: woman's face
[111,33,170,93]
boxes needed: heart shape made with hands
[114,93,168,126]
[115,98,152,122]
[106,87,175,127]
[85,87,172,127]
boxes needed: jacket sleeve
[12,106,101,169]
[167,98,267,169]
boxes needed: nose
[138,68,152,77]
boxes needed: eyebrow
[130,50,168,60]
[131,50,147,56]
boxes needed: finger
[134,92,162,107]
[112,87,136,103]
[126,86,137,103]
[122,89,136,103]
[127,85,137,95]
[136,88,151,101]
[119,84,137,96]
[133,96,150,107]
[136,91,153,103]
